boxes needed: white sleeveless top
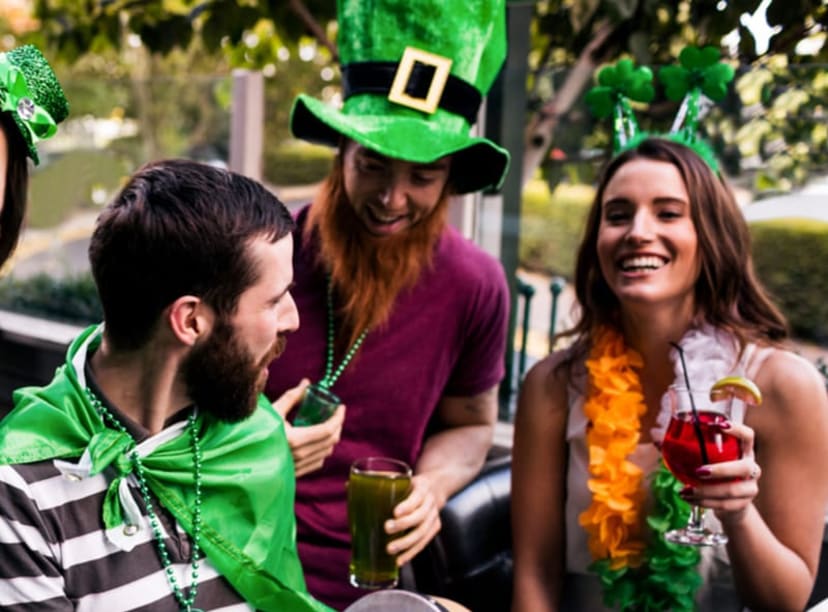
[562,326,773,611]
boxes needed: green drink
[347,457,412,589]
[294,383,340,426]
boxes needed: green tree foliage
[29,0,336,61]
[19,0,338,183]
[525,0,828,192]
[7,0,828,193]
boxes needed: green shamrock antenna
[586,45,735,172]
[585,58,655,151]
[660,46,735,152]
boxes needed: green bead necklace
[85,388,204,612]
[318,276,367,390]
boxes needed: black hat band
[342,60,482,124]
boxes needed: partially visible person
[511,136,828,611]
[0,44,68,268]
[0,160,332,611]
[263,0,511,608]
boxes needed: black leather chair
[405,454,513,612]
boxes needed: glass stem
[688,505,705,532]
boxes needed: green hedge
[4,194,826,349]
[263,141,335,186]
[750,219,828,343]
[0,274,102,326]
[519,180,594,279]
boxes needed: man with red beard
[0,160,334,611]
[263,0,511,608]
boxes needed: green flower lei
[590,461,703,611]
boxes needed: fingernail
[695,467,712,477]
[385,520,395,531]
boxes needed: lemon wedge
[709,376,763,405]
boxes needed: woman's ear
[166,295,215,347]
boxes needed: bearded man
[263,0,512,608]
[0,160,332,611]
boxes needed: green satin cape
[0,325,332,612]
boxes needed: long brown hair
[562,137,787,357]
[0,113,30,268]
[306,155,449,350]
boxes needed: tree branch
[287,0,339,62]
[521,20,616,185]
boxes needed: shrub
[0,273,102,326]
[519,179,594,279]
[263,141,335,186]
[750,219,828,343]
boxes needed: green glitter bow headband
[0,45,68,165]
[586,45,735,171]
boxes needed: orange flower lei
[578,326,702,611]
[578,326,648,568]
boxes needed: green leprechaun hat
[290,0,510,194]
[0,45,69,165]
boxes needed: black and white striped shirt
[0,453,253,611]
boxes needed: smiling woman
[596,158,699,312]
[511,136,828,612]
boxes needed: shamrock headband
[585,45,735,172]
[0,45,68,165]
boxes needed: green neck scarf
[0,325,332,612]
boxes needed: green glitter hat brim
[4,45,69,165]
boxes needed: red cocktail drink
[662,410,741,487]
[660,383,744,547]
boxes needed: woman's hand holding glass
[661,382,762,545]
[677,416,761,527]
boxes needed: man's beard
[182,317,286,423]
[307,165,449,351]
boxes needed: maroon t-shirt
[265,206,509,610]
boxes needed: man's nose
[281,293,300,334]
[378,177,407,210]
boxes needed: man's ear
[167,295,214,347]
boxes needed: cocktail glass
[660,385,741,546]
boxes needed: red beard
[306,161,449,351]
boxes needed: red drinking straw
[669,341,710,465]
